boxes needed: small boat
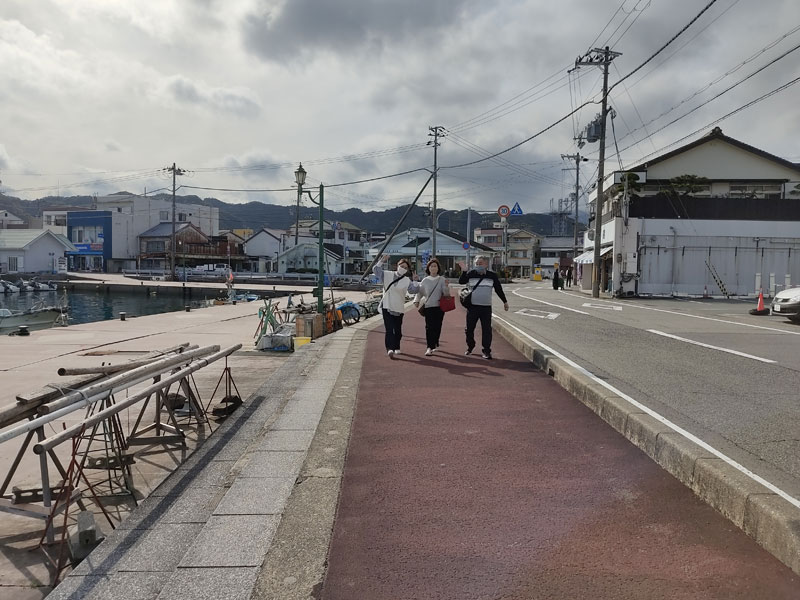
[0,304,68,333]
[14,279,36,292]
[234,291,260,302]
[0,280,20,293]
[30,279,58,292]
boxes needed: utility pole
[166,163,186,280]
[561,153,589,261]
[428,126,445,258]
[295,163,304,247]
[574,46,621,298]
[466,207,472,267]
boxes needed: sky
[1,0,799,219]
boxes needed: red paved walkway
[322,308,798,599]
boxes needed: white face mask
[396,266,407,276]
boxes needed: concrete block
[240,451,306,478]
[213,477,296,515]
[597,395,638,433]
[179,515,280,567]
[654,432,715,487]
[157,567,258,600]
[114,523,203,572]
[582,383,615,414]
[624,412,674,457]
[692,458,771,528]
[744,493,800,576]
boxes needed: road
[499,283,800,503]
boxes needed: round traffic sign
[462,242,470,250]
[498,205,510,218]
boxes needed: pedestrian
[413,257,451,356]
[458,256,509,360]
[374,254,417,358]
[552,268,560,290]
[565,265,573,287]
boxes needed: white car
[770,286,800,321]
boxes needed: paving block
[624,412,674,457]
[213,477,296,515]
[240,451,306,478]
[179,515,280,567]
[114,523,203,572]
[157,567,259,600]
[256,429,315,452]
[654,431,715,487]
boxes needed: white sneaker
[431,347,437,353]
[425,348,433,356]
[387,350,395,358]
[393,349,401,355]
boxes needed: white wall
[0,235,67,273]
[245,231,281,258]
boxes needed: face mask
[396,266,407,276]
[475,265,486,274]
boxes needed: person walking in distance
[458,256,509,359]
[414,257,451,356]
[565,265,573,287]
[374,255,417,358]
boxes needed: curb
[493,317,800,576]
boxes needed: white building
[0,229,76,274]
[474,226,543,277]
[583,128,800,296]
[245,228,284,272]
[0,211,25,229]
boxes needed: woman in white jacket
[374,254,417,358]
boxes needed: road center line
[512,289,590,314]
[493,314,800,510]
[557,291,800,336]
[646,329,776,364]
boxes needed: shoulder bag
[459,274,486,309]
[418,277,444,316]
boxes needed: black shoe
[481,351,492,360]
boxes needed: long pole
[466,207,471,267]
[574,153,581,259]
[592,50,610,298]
[171,162,177,279]
[295,181,302,246]
[429,125,444,258]
[317,184,325,314]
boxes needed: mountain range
[0,191,583,237]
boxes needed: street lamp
[294,163,306,246]
[294,164,325,314]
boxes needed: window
[146,241,166,253]
[55,216,66,226]
[159,211,169,222]
[178,213,187,222]
[8,256,19,272]
[45,215,53,225]
[729,184,782,199]
[76,230,83,243]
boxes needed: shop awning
[574,246,613,264]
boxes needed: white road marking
[493,315,800,510]
[583,302,622,311]
[515,308,560,320]
[558,291,800,336]
[646,329,776,364]
[512,288,590,315]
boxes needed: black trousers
[423,306,445,349]
[465,305,493,353]
[382,309,404,351]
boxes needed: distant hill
[0,191,583,236]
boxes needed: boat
[0,303,68,333]
[0,280,20,293]
[30,279,58,292]
[14,279,36,292]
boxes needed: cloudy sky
[1,0,799,217]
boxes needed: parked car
[770,286,800,319]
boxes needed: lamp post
[294,163,304,247]
[295,164,325,314]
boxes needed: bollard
[17,325,30,336]
[185,306,191,312]
[232,300,237,305]
[120,312,126,321]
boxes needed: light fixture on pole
[294,163,306,247]
[294,164,325,314]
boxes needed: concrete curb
[493,317,800,576]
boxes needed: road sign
[510,202,523,216]
[515,308,560,320]
[462,242,470,250]
[498,205,510,218]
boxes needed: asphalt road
[499,283,800,501]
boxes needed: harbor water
[0,289,212,326]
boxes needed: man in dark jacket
[458,256,509,359]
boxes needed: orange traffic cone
[750,290,769,315]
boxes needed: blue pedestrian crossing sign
[509,202,524,216]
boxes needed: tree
[669,174,711,196]
[789,183,800,196]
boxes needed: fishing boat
[14,279,36,292]
[30,279,58,292]
[0,305,67,333]
[0,280,20,293]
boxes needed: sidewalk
[319,306,798,599]
[45,302,799,599]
